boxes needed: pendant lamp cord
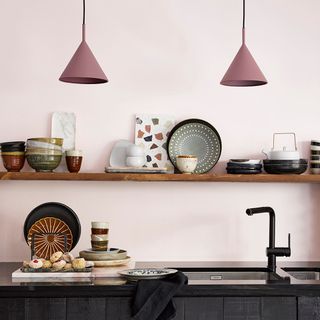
[242,0,245,29]
[83,0,86,25]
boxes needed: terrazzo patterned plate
[167,119,222,173]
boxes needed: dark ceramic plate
[167,119,222,174]
[227,163,262,169]
[311,141,320,146]
[23,202,81,252]
[227,168,262,174]
[311,164,320,168]
[311,150,320,155]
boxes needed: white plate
[109,140,134,167]
[118,268,177,281]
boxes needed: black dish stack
[226,159,262,174]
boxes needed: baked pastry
[72,258,86,269]
[29,259,43,269]
[42,260,52,269]
[64,263,73,270]
[52,260,66,271]
[85,261,94,268]
[23,260,30,268]
[62,252,74,263]
[50,251,63,263]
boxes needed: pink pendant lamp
[220,0,267,87]
[59,0,108,84]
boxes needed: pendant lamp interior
[59,0,108,84]
[220,0,267,87]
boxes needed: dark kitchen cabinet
[298,297,320,320]
[0,296,298,320]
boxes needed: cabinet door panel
[298,297,320,320]
[261,297,296,320]
[224,297,261,320]
[25,298,66,320]
[184,297,223,320]
[67,297,106,320]
[0,298,25,320]
[105,298,132,320]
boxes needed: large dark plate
[23,202,81,251]
[167,119,222,174]
[227,168,262,174]
[263,159,307,165]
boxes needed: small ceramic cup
[91,221,109,251]
[1,152,25,172]
[66,150,83,173]
[176,155,198,174]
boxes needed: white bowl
[176,156,198,174]
[126,145,144,157]
[126,156,145,167]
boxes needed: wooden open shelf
[0,171,319,183]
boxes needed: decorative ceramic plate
[118,268,178,281]
[24,202,81,257]
[27,217,73,259]
[167,119,222,174]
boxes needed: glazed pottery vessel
[1,153,25,172]
[26,154,62,172]
[176,155,198,174]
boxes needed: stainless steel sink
[282,267,320,280]
[176,267,282,281]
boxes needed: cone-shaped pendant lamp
[220,0,267,86]
[59,0,108,84]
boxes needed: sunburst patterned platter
[24,202,81,259]
[27,217,73,259]
[167,119,222,174]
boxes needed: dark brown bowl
[1,154,25,172]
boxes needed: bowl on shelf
[26,154,62,172]
[26,148,62,156]
[1,152,25,172]
[0,141,25,153]
[26,140,62,150]
[263,159,308,174]
[27,137,63,147]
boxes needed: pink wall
[1,0,320,262]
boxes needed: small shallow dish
[118,268,178,281]
[229,159,261,165]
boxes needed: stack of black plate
[226,159,262,174]
[263,159,308,174]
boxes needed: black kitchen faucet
[246,207,291,273]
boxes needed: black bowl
[263,159,307,165]
[263,164,308,174]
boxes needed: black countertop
[2,261,320,297]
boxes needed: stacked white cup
[126,145,146,167]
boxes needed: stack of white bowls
[310,140,320,174]
[126,144,145,167]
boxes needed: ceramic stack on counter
[226,159,262,174]
[262,133,308,174]
[310,140,320,174]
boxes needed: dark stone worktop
[2,261,320,297]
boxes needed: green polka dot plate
[167,119,222,173]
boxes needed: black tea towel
[132,271,188,320]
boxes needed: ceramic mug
[176,155,198,174]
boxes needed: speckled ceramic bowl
[26,154,62,172]
[27,138,63,147]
